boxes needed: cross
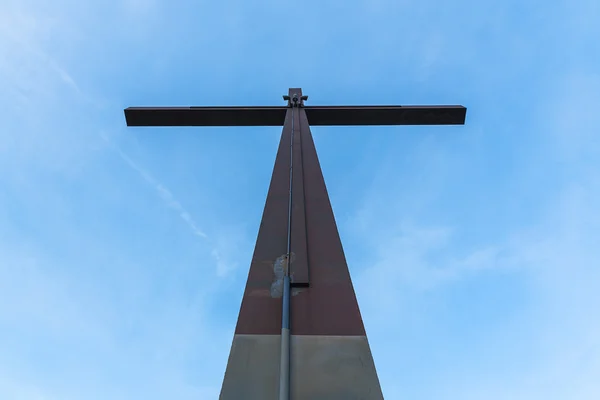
[124,88,466,400]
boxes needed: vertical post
[279,94,298,400]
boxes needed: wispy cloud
[354,174,600,399]
[0,7,80,97]
[99,132,207,238]
[2,0,599,398]
[350,67,600,398]
[98,132,246,279]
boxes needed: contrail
[100,132,207,238]
[100,133,237,277]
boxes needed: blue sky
[1,0,599,398]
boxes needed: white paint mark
[270,253,295,298]
[270,255,287,298]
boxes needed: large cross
[124,88,466,400]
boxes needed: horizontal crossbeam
[125,106,287,126]
[125,105,466,127]
[305,105,466,125]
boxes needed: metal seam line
[279,101,295,400]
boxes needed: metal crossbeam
[124,105,466,127]
[304,105,465,125]
[125,106,287,126]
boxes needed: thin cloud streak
[100,132,207,239]
[99,132,243,279]
[0,9,81,96]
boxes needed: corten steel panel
[124,106,287,126]
[233,109,293,335]
[232,102,368,337]
[290,107,367,336]
[304,105,467,125]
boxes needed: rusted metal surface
[291,105,367,336]
[124,106,287,126]
[233,92,367,337]
[233,89,368,337]
[234,108,292,335]
[305,104,466,125]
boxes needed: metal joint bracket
[284,94,308,107]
